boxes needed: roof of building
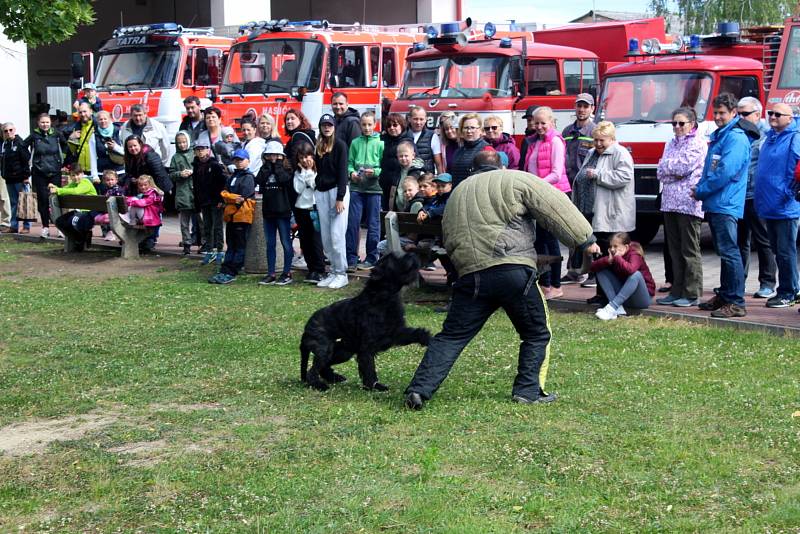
[570,10,649,23]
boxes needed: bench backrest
[381,211,443,237]
[54,195,126,213]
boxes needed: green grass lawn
[0,241,798,532]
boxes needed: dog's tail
[300,340,310,382]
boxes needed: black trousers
[406,264,552,401]
[32,172,60,227]
[220,222,250,276]
[737,198,777,288]
[54,211,95,250]
[293,206,325,275]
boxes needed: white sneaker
[317,273,336,288]
[57,230,65,238]
[595,304,619,321]
[104,233,116,241]
[40,227,50,238]
[328,274,349,289]
[292,255,307,269]
[616,305,627,316]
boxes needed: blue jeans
[7,182,31,231]
[264,216,293,276]
[707,212,745,307]
[346,191,381,265]
[405,265,552,401]
[596,269,652,310]
[765,218,799,299]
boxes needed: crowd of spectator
[1,86,799,317]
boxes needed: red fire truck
[391,22,600,141]
[767,16,800,106]
[215,19,423,136]
[74,23,233,140]
[597,23,776,242]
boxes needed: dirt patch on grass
[0,242,185,281]
[0,412,120,457]
[149,402,223,413]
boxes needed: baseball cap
[319,113,335,126]
[576,93,595,106]
[83,82,97,90]
[262,140,284,156]
[193,140,210,149]
[522,105,539,119]
[433,173,452,183]
[232,148,250,160]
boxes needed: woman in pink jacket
[655,107,707,307]
[124,174,164,227]
[524,106,571,299]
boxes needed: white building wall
[0,27,31,137]
[211,0,270,27]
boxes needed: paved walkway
[6,218,800,336]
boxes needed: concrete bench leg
[384,211,402,255]
[107,197,155,259]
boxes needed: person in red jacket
[590,232,655,320]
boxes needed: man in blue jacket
[694,93,755,318]
[754,103,800,308]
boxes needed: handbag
[17,183,38,222]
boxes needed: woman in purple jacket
[656,107,708,307]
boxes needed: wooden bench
[49,194,155,259]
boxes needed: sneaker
[405,392,424,410]
[546,287,564,300]
[201,251,216,265]
[765,295,795,308]
[656,295,680,305]
[346,264,357,273]
[560,271,583,285]
[580,275,597,288]
[292,255,307,269]
[105,233,116,242]
[183,244,191,255]
[19,227,30,234]
[710,303,746,318]
[317,273,336,287]
[657,284,672,293]
[217,273,236,285]
[672,298,699,307]
[328,273,349,289]
[754,286,777,299]
[208,273,223,284]
[40,227,50,238]
[304,272,324,284]
[276,273,293,286]
[259,274,277,285]
[615,305,627,316]
[57,230,65,238]
[357,261,375,270]
[586,294,607,306]
[512,392,558,404]
[595,303,619,321]
[423,262,437,271]
[698,295,724,311]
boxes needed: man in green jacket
[405,168,600,410]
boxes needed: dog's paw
[328,372,348,383]
[307,380,330,392]
[417,329,432,346]
[363,381,389,392]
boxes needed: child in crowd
[210,149,256,284]
[591,232,655,320]
[346,110,384,270]
[417,173,437,201]
[255,140,294,286]
[192,140,227,265]
[417,173,452,223]
[49,164,98,251]
[215,126,242,172]
[393,141,425,211]
[123,175,164,228]
[93,169,125,241]
[169,131,196,254]
[375,176,427,258]
[293,142,326,282]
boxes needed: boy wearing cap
[417,173,452,223]
[211,149,256,284]
[73,83,103,113]
[346,110,384,270]
[255,140,295,285]
[192,140,227,264]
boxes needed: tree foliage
[649,0,795,34]
[0,0,95,48]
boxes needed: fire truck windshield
[601,72,713,123]
[222,39,324,94]
[400,56,513,99]
[777,26,800,90]
[95,48,181,90]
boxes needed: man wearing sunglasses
[0,123,31,234]
[735,97,777,300]
[753,103,800,309]
[694,92,759,318]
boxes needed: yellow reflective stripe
[536,284,552,393]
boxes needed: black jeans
[54,211,95,250]
[220,222,250,276]
[406,264,552,401]
[737,198,777,288]
[294,206,325,275]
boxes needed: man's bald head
[768,103,794,132]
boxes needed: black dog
[300,253,431,391]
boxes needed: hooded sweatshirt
[347,132,384,194]
[169,131,195,211]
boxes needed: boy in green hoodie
[346,111,384,269]
[169,131,196,254]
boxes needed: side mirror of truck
[328,45,339,87]
[206,88,218,102]
[290,86,307,101]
